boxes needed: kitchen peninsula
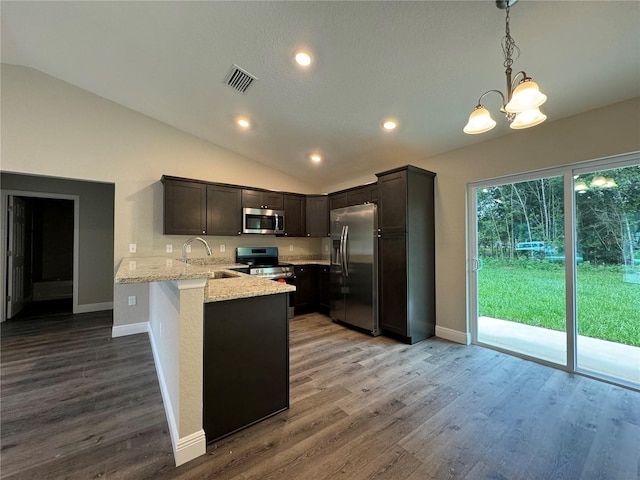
[114,257,295,466]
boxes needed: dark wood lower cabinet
[294,265,315,315]
[378,233,408,336]
[203,294,289,443]
[294,264,330,316]
[318,265,330,315]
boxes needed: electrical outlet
[128,296,137,306]
[289,245,294,251]
[220,244,225,253]
[129,243,137,253]
[166,244,173,253]
[186,245,192,253]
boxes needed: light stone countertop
[114,257,295,303]
[286,259,330,266]
[203,275,295,303]
[114,257,241,284]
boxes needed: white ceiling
[2,1,639,187]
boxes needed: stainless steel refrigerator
[330,203,380,336]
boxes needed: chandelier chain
[501,5,520,70]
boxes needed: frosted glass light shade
[464,106,496,134]
[574,181,588,192]
[505,80,547,113]
[510,107,547,129]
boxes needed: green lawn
[478,259,640,347]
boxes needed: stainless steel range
[235,247,295,318]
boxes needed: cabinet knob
[202,230,206,234]
[307,233,310,237]
[238,232,241,235]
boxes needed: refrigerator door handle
[339,226,344,276]
[339,225,346,277]
[342,225,349,277]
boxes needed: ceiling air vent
[223,64,257,94]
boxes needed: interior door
[7,195,26,319]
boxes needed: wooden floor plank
[2,311,639,480]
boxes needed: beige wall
[325,97,640,339]
[1,65,319,259]
[1,65,323,326]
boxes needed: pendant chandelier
[464,0,547,134]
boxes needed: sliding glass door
[470,154,640,388]
[474,175,567,366]
[574,164,640,385]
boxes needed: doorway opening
[4,192,79,321]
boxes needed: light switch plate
[129,243,137,253]
[128,296,137,306]
[166,244,173,253]
[220,244,226,253]
[289,245,294,251]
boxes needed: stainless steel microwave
[242,208,285,235]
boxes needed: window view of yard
[476,165,640,350]
[479,258,640,347]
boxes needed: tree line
[477,165,640,265]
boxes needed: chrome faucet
[182,237,212,264]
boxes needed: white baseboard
[174,430,206,467]
[75,301,113,314]
[148,326,206,466]
[436,326,471,345]
[111,322,149,338]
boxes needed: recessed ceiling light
[294,50,312,67]
[381,119,398,131]
[236,118,250,129]
[310,154,322,163]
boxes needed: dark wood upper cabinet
[329,192,348,211]
[369,185,379,203]
[282,194,306,237]
[376,165,436,344]
[163,176,242,236]
[163,177,207,235]
[305,195,329,237]
[378,170,408,233]
[242,189,284,210]
[330,183,378,213]
[347,184,377,206]
[207,185,242,236]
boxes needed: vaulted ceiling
[2,1,639,186]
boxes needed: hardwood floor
[1,311,639,479]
